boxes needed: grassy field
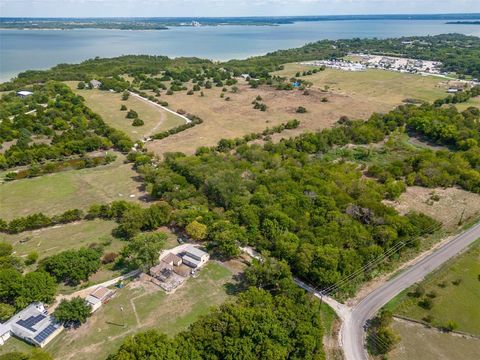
[386,239,480,336]
[42,262,235,360]
[145,67,448,157]
[454,96,480,111]
[390,319,480,360]
[67,82,185,140]
[0,154,142,220]
[0,219,119,260]
[274,64,447,106]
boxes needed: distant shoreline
[446,21,480,25]
[1,14,480,31]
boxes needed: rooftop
[185,246,208,259]
[89,286,111,300]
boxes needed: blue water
[1,19,480,82]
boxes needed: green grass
[0,155,141,220]
[454,96,480,111]
[390,319,480,360]
[67,83,186,140]
[274,64,447,108]
[42,262,234,360]
[0,219,119,260]
[386,238,480,336]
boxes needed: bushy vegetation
[0,243,57,309]
[54,297,92,327]
[108,274,324,360]
[0,82,133,169]
[41,248,102,285]
[139,124,440,293]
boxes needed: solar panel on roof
[34,323,59,343]
[17,314,46,332]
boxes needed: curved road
[343,221,480,360]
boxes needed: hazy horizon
[1,0,479,18]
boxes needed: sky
[1,0,479,18]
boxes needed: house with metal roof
[0,303,63,348]
[181,246,209,269]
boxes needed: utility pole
[458,208,466,226]
[120,306,125,327]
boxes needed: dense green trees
[0,268,57,310]
[120,232,167,271]
[0,82,133,168]
[367,310,400,356]
[108,286,324,360]
[54,297,92,327]
[41,248,101,285]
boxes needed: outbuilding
[16,90,33,98]
[90,79,102,89]
[181,246,209,269]
[85,286,115,312]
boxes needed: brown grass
[384,186,480,229]
[145,66,448,157]
[146,81,383,156]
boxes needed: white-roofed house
[1,302,63,348]
[16,90,33,98]
[181,246,209,269]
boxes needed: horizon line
[1,13,480,20]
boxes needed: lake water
[1,19,480,82]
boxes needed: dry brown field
[145,66,448,157]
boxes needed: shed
[162,252,182,266]
[85,286,114,312]
[17,90,33,98]
[90,79,102,89]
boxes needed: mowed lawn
[0,219,120,260]
[67,82,186,140]
[274,64,448,107]
[390,319,480,360]
[387,239,480,335]
[44,262,235,360]
[0,155,142,220]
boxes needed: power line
[320,216,456,295]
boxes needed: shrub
[132,118,144,127]
[452,278,463,286]
[120,104,127,111]
[296,106,307,113]
[102,252,118,264]
[418,297,434,310]
[25,251,39,265]
[126,110,138,119]
[443,320,458,332]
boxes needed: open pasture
[0,155,142,220]
[67,82,186,140]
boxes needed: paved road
[343,221,480,360]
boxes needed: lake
[1,19,480,81]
